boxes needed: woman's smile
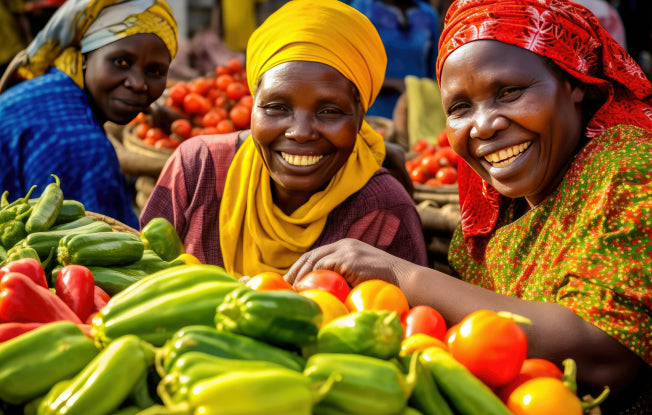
[280,151,325,166]
[483,141,532,168]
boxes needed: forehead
[87,33,171,62]
[440,40,551,88]
[256,61,353,94]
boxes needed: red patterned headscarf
[436,0,652,261]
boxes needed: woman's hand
[284,238,417,287]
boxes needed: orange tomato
[507,377,583,415]
[183,93,211,115]
[189,77,210,96]
[246,271,293,291]
[226,57,244,73]
[238,95,253,109]
[298,289,348,327]
[344,279,409,314]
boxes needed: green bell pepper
[140,217,185,262]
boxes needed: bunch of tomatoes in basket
[406,130,459,186]
[131,58,252,150]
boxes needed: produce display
[0,179,609,414]
[130,58,252,150]
[405,131,459,186]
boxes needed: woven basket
[105,123,170,179]
[123,124,175,158]
[85,211,139,236]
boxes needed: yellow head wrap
[219,0,387,278]
[18,0,177,88]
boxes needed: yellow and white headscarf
[219,0,388,278]
[18,0,177,88]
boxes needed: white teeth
[484,142,531,167]
[281,152,324,166]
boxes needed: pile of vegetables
[0,178,609,414]
[406,131,459,186]
[131,58,252,150]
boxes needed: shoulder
[355,168,415,206]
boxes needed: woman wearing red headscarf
[286,0,651,411]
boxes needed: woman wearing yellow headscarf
[141,0,427,278]
[0,0,177,228]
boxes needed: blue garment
[0,68,139,228]
[347,0,440,118]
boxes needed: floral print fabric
[448,124,652,364]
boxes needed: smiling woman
[0,0,177,228]
[140,0,428,277]
[284,0,652,412]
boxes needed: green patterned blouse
[448,124,651,364]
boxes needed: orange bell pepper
[344,279,409,314]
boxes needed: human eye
[146,64,168,78]
[318,106,346,119]
[262,102,288,115]
[498,86,524,101]
[113,57,131,69]
[445,100,470,117]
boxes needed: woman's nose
[470,108,507,139]
[125,69,148,92]
[285,111,318,142]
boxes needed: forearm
[399,265,643,396]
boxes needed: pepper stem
[497,311,533,326]
[312,371,342,405]
[582,386,610,411]
[562,358,578,394]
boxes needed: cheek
[445,123,468,157]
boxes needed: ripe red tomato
[410,165,431,184]
[168,82,189,106]
[154,137,179,149]
[170,118,192,140]
[226,82,248,101]
[135,122,150,139]
[435,166,458,185]
[229,104,251,129]
[497,358,563,403]
[189,78,209,96]
[238,95,253,109]
[183,93,211,115]
[436,129,450,147]
[145,127,165,142]
[448,310,529,388]
[226,57,244,73]
[412,138,434,154]
[216,74,234,91]
[420,154,442,176]
[401,305,447,341]
[293,270,350,303]
[433,146,458,168]
[202,109,225,127]
[216,119,236,134]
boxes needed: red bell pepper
[55,265,96,322]
[0,258,48,289]
[0,322,46,342]
[84,285,112,324]
[0,272,82,324]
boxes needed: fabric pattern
[436,0,652,261]
[140,133,428,274]
[448,124,651,365]
[0,68,138,227]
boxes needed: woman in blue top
[0,0,178,228]
[346,0,440,119]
